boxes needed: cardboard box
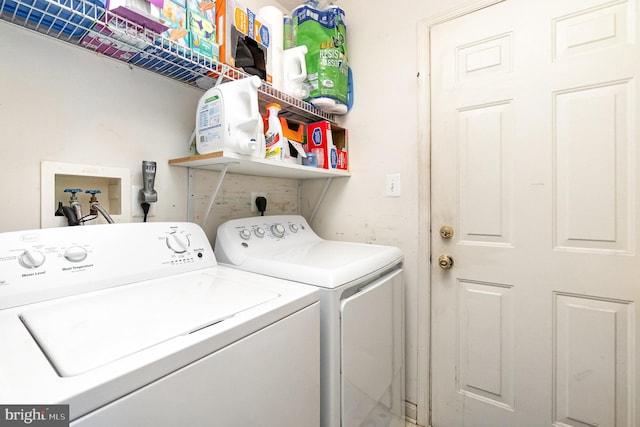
[188,9,217,59]
[106,0,168,34]
[280,118,305,144]
[306,121,348,171]
[186,0,214,22]
[160,0,188,50]
[215,0,272,82]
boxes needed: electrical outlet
[385,174,401,197]
[251,192,267,212]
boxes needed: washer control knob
[166,232,190,253]
[289,224,299,233]
[239,229,252,240]
[19,250,45,269]
[271,223,286,238]
[254,227,265,238]
[64,246,88,263]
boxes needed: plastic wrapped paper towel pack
[292,1,349,114]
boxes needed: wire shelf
[0,0,336,123]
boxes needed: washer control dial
[166,232,190,253]
[254,227,265,238]
[19,250,46,269]
[64,246,88,262]
[239,229,252,240]
[271,223,286,238]
[289,224,299,233]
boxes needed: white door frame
[415,1,505,425]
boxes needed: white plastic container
[283,46,309,99]
[195,76,265,157]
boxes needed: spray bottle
[264,103,289,161]
[283,45,309,99]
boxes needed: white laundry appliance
[0,222,320,427]
[214,215,405,427]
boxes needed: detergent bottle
[195,75,265,157]
[264,103,290,161]
[283,45,309,99]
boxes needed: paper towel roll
[259,6,284,91]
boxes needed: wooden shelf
[169,151,350,179]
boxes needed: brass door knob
[438,254,454,270]
[439,226,454,239]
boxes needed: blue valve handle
[85,189,102,195]
[64,188,83,194]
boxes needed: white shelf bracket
[187,168,196,222]
[197,163,236,228]
[309,177,334,224]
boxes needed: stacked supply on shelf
[258,6,284,91]
[291,0,349,115]
[192,77,347,171]
[195,76,265,158]
[263,104,308,164]
[216,0,272,82]
[80,0,219,72]
[307,120,348,170]
[106,0,168,33]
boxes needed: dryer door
[340,268,404,427]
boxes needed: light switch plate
[385,173,401,197]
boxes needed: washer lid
[236,241,403,288]
[20,273,279,377]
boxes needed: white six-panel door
[430,0,639,425]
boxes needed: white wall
[299,0,476,422]
[0,22,299,235]
[0,0,476,424]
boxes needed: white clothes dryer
[0,222,320,427]
[215,215,405,427]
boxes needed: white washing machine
[0,222,320,426]
[214,215,405,427]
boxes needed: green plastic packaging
[293,4,348,106]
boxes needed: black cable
[255,196,267,216]
[141,202,151,222]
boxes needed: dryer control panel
[0,222,216,310]
[214,215,323,266]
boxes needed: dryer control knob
[271,223,286,238]
[254,227,265,238]
[289,224,299,233]
[166,232,190,253]
[19,250,46,269]
[64,246,88,263]
[240,229,252,240]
